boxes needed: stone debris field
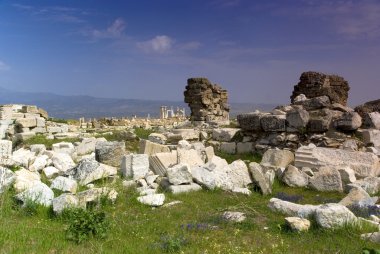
[1,72,380,252]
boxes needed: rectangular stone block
[15,118,37,128]
[220,142,236,154]
[237,142,253,154]
[0,140,12,158]
[22,105,39,114]
[36,117,46,127]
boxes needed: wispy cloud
[137,35,174,54]
[179,41,201,51]
[12,3,86,23]
[274,0,380,39]
[91,18,126,39]
[0,61,10,71]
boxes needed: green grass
[23,134,81,150]
[95,128,154,153]
[0,178,378,254]
[134,127,154,139]
[48,118,79,125]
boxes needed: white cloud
[0,61,10,71]
[92,18,126,39]
[137,35,174,53]
[12,3,86,23]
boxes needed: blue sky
[0,0,379,106]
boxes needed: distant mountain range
[0,87,277,119]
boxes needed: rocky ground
[0,121,379,253]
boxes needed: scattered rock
[168,183,202,194]
[51,176,78,193]
[222,211,246,222]
[42,166,60,179]
[334,112,362,131]
[0,167,15,193]
[167,163,193,185]
[77,187,118,206]
[282,165,309,188]
[52,194,81,214]
[309,167,343,192]
[137,193,165,207]
[352,177,380,195]
[13,168,41,193]
[361,232,380,244]
[315,203,357,229]
[249,162,272,195]
[285,217,311,232]
[68,158,117,185]
[95,141,125,167]
[121,154,149,180]
[268,198,318,218]
[212,128,240,142]
[261,149,294,168]
[15,182,54,207]
[52,153,75,173]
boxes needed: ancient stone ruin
[234,71,379,154]
[290,71,350,106]
[0,104,48,142]
[184,77,230,125]
[355,99,380,118]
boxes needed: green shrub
[154,233,188,253]
[62,208,110,244]
[363,248,380,254]
[134,127,154,139]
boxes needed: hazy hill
[0,87,277,119]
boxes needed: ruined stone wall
[184,78,230,125]
[291,71,350,106]
[355,99,380,118]
[0,104,49,141]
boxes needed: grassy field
[0,174,378,253]
[4,135,379,253]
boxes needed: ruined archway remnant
[291,71,350,106]
[184,77,230,125]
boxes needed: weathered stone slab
[295,146,380,178]
[212,128,240,142]
[237,112,263,131]
[260,115,286,132]
[261,149,294,168]
[95,141,125,167]
[139,140,170,156]
[0,140,12,158]
[149,151,178,176]
[121,154,149,180]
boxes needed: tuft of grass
[23,134,80,150]
[134,127,154,139]
[153,233,189,253]
[61,208,110,244]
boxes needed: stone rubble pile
[184,77,230,125]
[233,71,380,154]
[290,71,350,106]
[0,136,121,213]
[0,104,48,142]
